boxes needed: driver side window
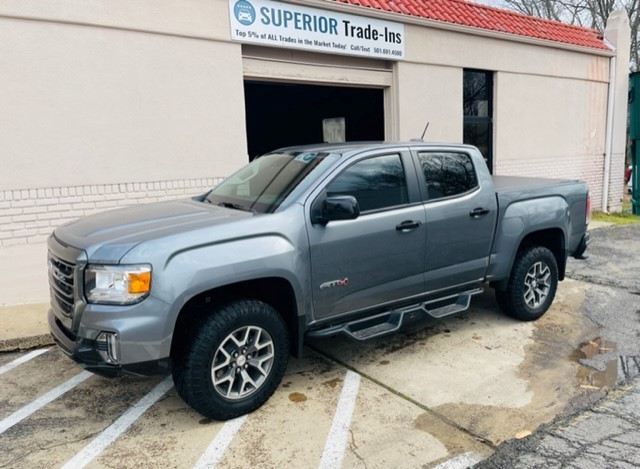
[326,154,408,212]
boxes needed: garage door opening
[244,81,384,160]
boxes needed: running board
[308,288,483,341]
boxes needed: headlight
[85,264,152,305]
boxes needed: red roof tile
[331,0,610,50]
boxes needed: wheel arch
[492,227,566,291]
[170,277,302,361]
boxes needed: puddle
[572,338,640,388]
[576,359,618,388]
[288,392,307,402]
[322,378,341,388]
[571,337,616,361]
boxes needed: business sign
[229,0,405,59]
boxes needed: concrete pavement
[0,241,49,351]
[476,220,640,468]
[0,304,50,352]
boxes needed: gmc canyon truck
[48,142,590,420]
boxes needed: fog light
[96,332,120,364]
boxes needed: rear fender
[486,196,569,286]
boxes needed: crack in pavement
[0,429,101,468]
[348,428,368,469]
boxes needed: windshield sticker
[295,152,318,164]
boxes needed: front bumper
[47,233,173,377]
[48,308,170,377]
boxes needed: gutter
[603,52,617,212]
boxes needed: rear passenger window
[417,152,478,201]
[326,154,408,212]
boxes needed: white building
[0,0,631,248]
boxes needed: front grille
[48,253,75,317]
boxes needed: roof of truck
[275,141,478,155]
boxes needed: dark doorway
[244,81,384,160]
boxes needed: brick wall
[494,152,625,212]
[0,177,223,247]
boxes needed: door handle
[396,220,421,232]
[469,207,490,218]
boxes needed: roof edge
[445,0,605,37]
[287,0,614,57]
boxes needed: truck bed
[493,175,586,208]
[493,175,579,193]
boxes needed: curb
[0,334,54,353]
[0,302,51,353]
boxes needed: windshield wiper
[216,202,255,213]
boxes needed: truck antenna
[420,122,430,140]
[410,122,430,142]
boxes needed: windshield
[205,151,331,213]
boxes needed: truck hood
[54,199,254,262]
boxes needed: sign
[228,0,405,60]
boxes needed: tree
[500,0,639,70]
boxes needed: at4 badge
[319,278,349,289]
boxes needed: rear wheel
[495,246,558,321]
[172,299,289,420]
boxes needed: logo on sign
[234,0,256,25]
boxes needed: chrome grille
[48,253,75,317]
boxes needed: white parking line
[193,415,247,469]
[0,348,49,376]
[318,370,361,469]
[434,452,485,469]
[0,370,92,435]
[61,376,173,469]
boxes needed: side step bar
[307,288,483,341]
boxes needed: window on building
[326,154,408,212]
[463,69,493,173]
[417,152,478,201]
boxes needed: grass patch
[592,210,640,224]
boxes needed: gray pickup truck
[48,142,590,420]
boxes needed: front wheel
[495,246,559,321]
[172,299,289,420]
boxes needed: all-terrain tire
[172,299,289,420]
[495,246,559,321]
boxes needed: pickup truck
[47,142,590,420]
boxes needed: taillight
[585,192,591,225]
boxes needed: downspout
[602,54,617,213]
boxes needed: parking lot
[1,276,608,468]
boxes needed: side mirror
[311,195,360,224]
